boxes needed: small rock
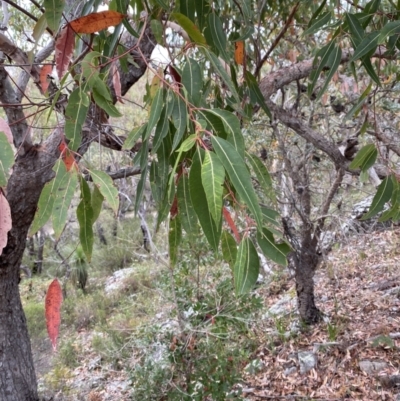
[104,268,135,295]
[298,351,317,374]
[359,360,388,375]
[267,294,296,316]
[284,366,297,376]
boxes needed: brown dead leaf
[69,11,125,34]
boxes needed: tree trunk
[293,244,322,324]
[0,148,57,400]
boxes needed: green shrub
[24,302,47,339]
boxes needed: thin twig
[254,1,300,78]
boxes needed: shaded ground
[244,228,400,400]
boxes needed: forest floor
[244,227,400,401]
[23,226,400,401]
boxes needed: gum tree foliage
[1,0,400,399]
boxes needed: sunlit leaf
[90,170,119,215]
[189,149,221,250]
[201,151,225,227]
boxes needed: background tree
[1,0,400,399]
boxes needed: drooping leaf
[91,184,104,224]
[90,170,119,215]
[315,45,342,100]
[201,151,225,227]
[201,109,244,157]
[65,88,90,151]
[350,31,380,62]
[77,176,94,261]
[0,190,11,255]
[55,24,75,79]
[81,51,101,87]
[52,167,78,239]
[45,278,63,351]
[182,58,202,106]
[180,0,195,22]
[189,148,221,250]
[246,153,275,202]
[33,13,48,42]
[257,227,290,266]
[203,48,240,102]
[92,87,123,117]
[349,144,377,172]
[233,237,259,295]
[211,137,263,228]
[169,216,182,267]
[44,0,65,33]
[378,20,400,43]
[261,206,281,227]
[152,107,170,153]
[69,11,125,34]
[234,41,245,65]
[194,0,209,30]
[303,11,331,36]
[171,94,188,151]
[345,13,364,44]
[208,13,229,61]
[344,82,373,120]
[0,132,15,187]
[362,175,393,220]
[145,87,164,140]
[245,71,271,118]
[58,140,77,171]
[308,41,336,97]
[222,206,240,242]
[29,160,67,236]
[134,166,148,214]
[221,230,237,269]
[123,123,147,150]
[170,12,207,44]
[40,64,53,94]
[150,19,164,44]
[177,175,198,237]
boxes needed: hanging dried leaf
[58,139,77,171]
[55,24,75,79]
[222,206,240,243]
[111,62,123,103]
[69,11,125,34]
[45,279,63,351]
[0,190,12,255]
[234,41,245,65]
[40,64,53,94]
[0,117,13,144]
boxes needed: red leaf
[0,190,12,255]
[170,195,178,219]
[168,65,181,84]
[111,62,123,103]
[45,279,63,351]
[59,139,77,171]
[55,24,75,79]
[234,41,245,65]
[0,117,13,144]
[222,206,240,243]
[69,11,125,34]
[40,64,53,94]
